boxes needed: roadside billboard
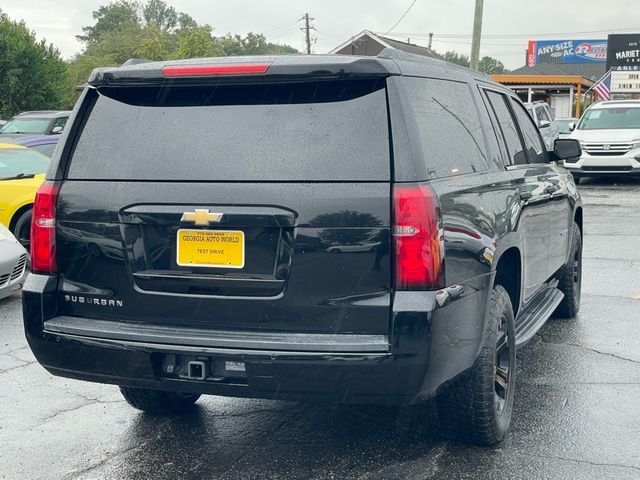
[527,39,607,67]
[607,34,640,71]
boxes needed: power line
[382,0,418,36]
[268,24,301,42]
[431,38,527,47]
[262,20,303,38]
[381,25,640,39]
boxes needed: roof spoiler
[88,55,400,87]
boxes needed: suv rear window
[67,79,390,181]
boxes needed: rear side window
[536,106,550,123]
[401,77,488,178]
[510,99,546,163]
[484,91,528,166]
[67,79,390,181]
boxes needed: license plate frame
[176,229,245,269]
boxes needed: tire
[11,208,32,250]
[436,285,516,445]
[553,222,582,318]
[573,176,581,185]
[119,386,201,414]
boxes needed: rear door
[56,77,393,336]
[483,90,551,302]
[510,99,571,277]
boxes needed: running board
[515,284,564,348]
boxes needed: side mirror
[568,122,576,132]
[553,138,582,161]
[539,120,551,129]
[51,126,63,134]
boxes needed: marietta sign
[607,34,640,71]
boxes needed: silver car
[525,101,560,151]
[0,223,28,300]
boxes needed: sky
[2,0,639,69]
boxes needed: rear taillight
[392,183,444,290]
[161,63,270,77]
[31,181,60,274]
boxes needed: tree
[478,56,507,74]
[216,33,298,56]
[444,51,470,67]
[74,1,298,63]
[443,50,507,74]
[0,10,70,118]
[77,1,140,44]
[142,0,178,32]
[66,0,299,99]
[175,25,218,59]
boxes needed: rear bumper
[23,273,492,405]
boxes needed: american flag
[593,71,612,101]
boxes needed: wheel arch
[493,247,522,316]
[574,206,583,237]
[9,202,33,232]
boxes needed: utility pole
[428,32,433,50]
[470,0,484,70]
[300,13,315,55]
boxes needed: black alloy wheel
[495,312,511,414]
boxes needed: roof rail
[377,47,443,64]
[377,47,489,79]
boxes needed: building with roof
[491,48,607,119]
[492,66,598,119]
[330,30,442,59]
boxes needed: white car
[0,223,28,300]
[566,100,640,183]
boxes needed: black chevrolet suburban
[23,50,583,445]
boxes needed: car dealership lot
[1,178,639,480]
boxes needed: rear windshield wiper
[0,173,37,180]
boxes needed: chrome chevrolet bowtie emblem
[180,209,223,226]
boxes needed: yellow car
[0,143,50,248]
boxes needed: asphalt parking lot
[1,177,639,480]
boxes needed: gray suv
[525,101,560,151]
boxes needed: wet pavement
[1,177,640,480]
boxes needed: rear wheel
[11,208,32,250]
[437,285,516,445]
[119,386,201,414]
[553,222,582,318]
